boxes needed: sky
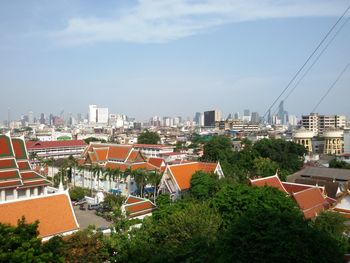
[0,0,350,122]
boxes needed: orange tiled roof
[292,187,328,219]
[169,162,218,191]
[125,196,145,204]
[148,157,165,168]
[94,148,109,162]
[11,138,28,160]
[105,162,128,172]
[107,145,132,161]
[250,175,288,194]
[126,150,144,163]
[123,196,156,218]
[282,182,324,195]
[0,180,22,189]
[0,192,79,238]
[20,171,43,180]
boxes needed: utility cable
[311,61,350,113]
[263,3,350,120]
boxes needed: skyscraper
[204,110,221,127]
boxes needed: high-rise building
[89,105,109,124]
[278,100,288,124]
[242,109,251,122]
[204,110,221,127]
[251,112,260,124]
[89,105,97,123]
[28,111,34,124]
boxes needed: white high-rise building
[89,105,97,123]
[89,105,109,124]
[97,108,109,123]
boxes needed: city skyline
[1,1,350,121]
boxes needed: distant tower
[7,107,10,129]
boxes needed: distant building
[344,130,350,154]
[89,105,109,124]
[301,113,346,134]
[251,112,260,124]
[277,100,288,124]
[204,110,221,127]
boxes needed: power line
[311,61,350,113]
[263,3,350,119]
[272,15,350,115]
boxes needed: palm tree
[132,169,147,197]
[147,170,163,204]
[104,167,114,191]
[77,165,86,188]
[67,155,78,187]
[92,165,102,191]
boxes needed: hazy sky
[1,0,349,121]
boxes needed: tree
[84,137,107,144]
[252,157,280,179]
[104,167,120,191]
[217,207,345,263]
[329,159,350,169]
[69,187,90,201]
[92,165,103,192]
[62,229,109,263]
[67,155,78,187]
[212,183,299,227]
[132,169,148,197]
[146,170,163,203]
[137,130,160,144]
[201,136,233,163]
[0,217,64,262]
[190,171,218,200]
[253,139,307,174]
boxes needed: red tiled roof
[282,182,324,195]
[11,138,28,160]
[292,188,328,219]
[0,135,14,158]
[17,161,31,171]
[20,171,42,180]
[250,175,288,194]
[0,180,22,189]
[126,150,145,163]
[0,170,20,180]
[20,180,51,187]
[0,158,18,170]
[0,192,79,238]
[169,162,218,191]
[26,140,86,150]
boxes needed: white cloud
[52,0,347,45]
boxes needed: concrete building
[344,130,350,154]
[323,129,344,155]
[293,128,315,153]
[204,110,221,127]
[89,105,109,124]
[301,113,346,134]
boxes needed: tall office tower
[28,111,34,124]
[242,109,251,122]
[204,110,221,127]
[234,112,239,120]
[193,112,201,124]
[278,100,289,124]
[89,105,97,123]
[288,115,298,126]
[251,112,260,124]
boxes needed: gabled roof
[107,145,133,161]
[148,157,165,168]
[94,148,109,162]
[292,187,328,219]
[168,162,219,191]
[123,195,156,218]
[26,140,86,150]
[282,181,325,195]
[11,138,28,160]
[0,158,18,170]
[250,175,288,194]
[288,166,350,182]
[0,191,79,238]
[294,178,339,199]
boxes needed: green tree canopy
[84,137,107,144]
[190,171,219,200]
[137,130,160,144]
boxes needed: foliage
[101,193,125,212]
[212,183,299,227]
[62,229,109,263]
[252,157,279,179]
[253,138,307,174]
[83,137,107,144]
[329,159,350,169]
[217,207,345,263]
[109,201,221,263]
[137,130,160,144]
[201,136,233,163]
[69,187,90,201]
[190,171,219,200]
[0,217,64,263]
